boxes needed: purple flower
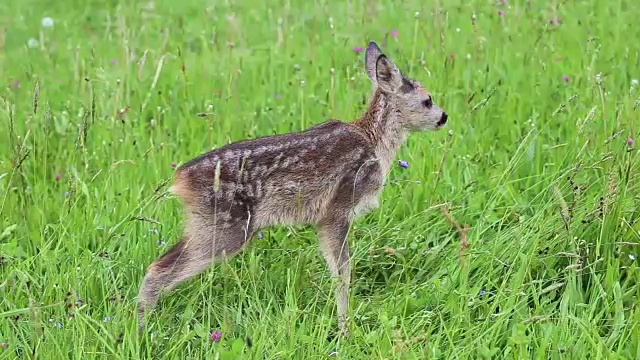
[171,162,177,168]
[210,330,222,342]
[55,173,62,181]
[398,160,409,169]
[498,10,504,16]
[257,232,263,239]
[562,76,570,83]
[352,47,363,54]
[626,138,635,147]
[549,17,562,25]
[390,29,399,38]
[11,80,20,89]
[110,59,117,65]
[479,289,486,297]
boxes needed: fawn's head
[365,41,448,131]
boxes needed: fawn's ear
[365,41,384,82]
[365,41,403,93]
[375,56,403,93]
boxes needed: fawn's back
[171,119,383,231]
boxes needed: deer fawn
[137,41,448,336]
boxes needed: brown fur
[136,41,448,336]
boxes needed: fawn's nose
[437,112,448,126]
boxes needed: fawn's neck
[354,88,408,173]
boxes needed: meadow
[1,0,639,358]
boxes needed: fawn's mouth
[436,112,448,127]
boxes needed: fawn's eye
[422,98,433,108]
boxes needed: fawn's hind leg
[137,217,254,328]
[317,215,352,337]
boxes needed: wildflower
[479,289,486,297]
[103,316,112,322]
[110,59,117,65]
[549,17,562,25]
[50,319,62,328]
[1,342,8,350]
[210,330,222,343]
[390,29,398,38]
[632,79,639,86]
[352,47,363,54]
[398,160,409,169]
[11,80,20,89]
[41,17,54,28]
[150,229,160,235]
[159,241,167,246]
[257,232,263,239]
[64,191,70,197]
[562,76,570,83]
[498,10,504,16]
[629,254,636,261]
[627,138,635,147]
[27,38,39,48]
[55,173,62,181]
[171,162,177,168]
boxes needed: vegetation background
[0,0,639,358]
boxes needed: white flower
[27,38,39,48]
[41,17,54,28]
[631,79,639,86]
[630,254,636,261]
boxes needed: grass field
[1,0,640,358]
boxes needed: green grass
[1,0,639,358]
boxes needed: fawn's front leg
[318,215,352,337]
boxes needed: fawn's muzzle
[437,112,448,127]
